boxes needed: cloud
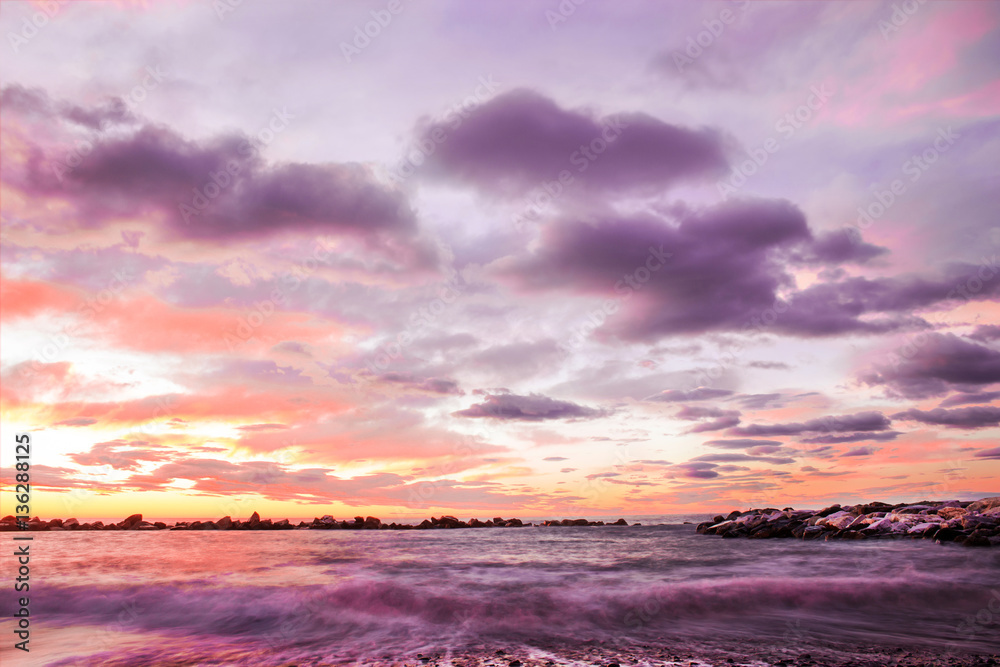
[861,333,1000,399]
[543,456,568,461]
[453,392,608,421]
[7,89,429,259]
[691,452,796,465]
[891,406,1000,430]
[53,417,98,427]
[419,88,729,196]
[645,387,734,402]
[703,438,784,449]
[730,411,892,437]
[376,372,463,395]
[939,390,1000,407]
[675,405,741,433]
[975,447,1000,460]
[968,324,1000,342]
[798,431,901,444]
[792,229,888,265]
[842,446,877,457]
[69,440,174,471]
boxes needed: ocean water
[2,516,999,665]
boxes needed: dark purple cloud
[691,452,796,465]
[1,84,136,130]
[975,447,1000,460]
[8,89,424,253]
[729,411,892,437]
[419,88,729,195]
[500,199,810,338]
[645,387,734,402]
[377,372,463,395]
[676,406,741,433]
[704,438,783,449]
[939,391,1000,407]
[734,393,785,409]
[861,333,1000,399]
[792,229,888,265]
[891,406,1000,430]
[799,431,901,444]
[453,392,607,421]
[842,446,877,457]
[968,324,1000,342]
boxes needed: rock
[907,522,938,535]
[967,497,1000,513]
[418,519,433,529]
[613,518,628,526]
[508,518,524,527]
[492,517,504,524]
[154,522,167,529]
[121,514,143,529]
[363,516,381,529]
[713,515,725,523]
[216,516,232,530]
[934,528,963,543]
[274,519,292,529]
[936,506,968,520]
[964,534,991,547]
[247,511,261,527]
[816,504,842,517]
[64,518,80,529]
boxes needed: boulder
[121,514,143,529]
[507,518,524,527]
[613,518,628,526]
[816,504,842,517]
[967,497,1000,513]
[247,512,261,527]
[937,507,968,520]
[216,516,232,530]
[363,516,381,529]
[64,518,80,529]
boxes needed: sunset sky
[1,0,998,521]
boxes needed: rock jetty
[696,496,1000,547]
[0,513,630,531]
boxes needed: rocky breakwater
[696,497,1000,547]
[0,513,632,531]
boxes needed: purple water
[3,516,998,665]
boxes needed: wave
[5,574,992,654]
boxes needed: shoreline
[0,512,635,532]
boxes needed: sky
[1,0,998,521]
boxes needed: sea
[2,514,998,666]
